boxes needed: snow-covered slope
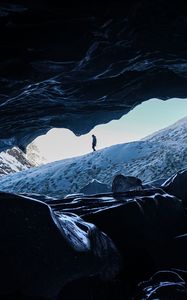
[0,147,34,176]
[0,117,186,197]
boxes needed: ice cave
[0,1,187,299]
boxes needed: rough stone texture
[1,173,187,298]
[80,179,111,195]
[1,2,187,298]
[112,174,142,193]
[1,1,187,149]
[47,186,187,299]
[134,270,187,300]
[0,192,120,298]
[82,190,187,270]
[158,233,187,272]
[162,169,187,207]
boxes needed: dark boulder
[157,233,187,272]
[0,192,120,298]
[162,168,187,207]
[112,174,143,193]
[80,179,111,195]
[57,276,130,300]
[83,190,187,283]
[134,270,187,299]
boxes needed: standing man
[92,134,97,151]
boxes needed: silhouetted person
[92,134,97,151]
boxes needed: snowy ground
[0,117,186,197]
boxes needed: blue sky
[34,98,187,162]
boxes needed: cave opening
[1,1,187,299]
[0,97,186,198]
[26,97,187,163]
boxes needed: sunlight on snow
[32,98,187,162]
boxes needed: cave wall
[0,0,187,150]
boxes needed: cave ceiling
[0,0,187,150]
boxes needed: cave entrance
[0,97,186,197]
[26,97,187,164]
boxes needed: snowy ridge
[0,117,186,197]
[142,116,187,142]
[0,147,33,176]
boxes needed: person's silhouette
[92,134,97,151]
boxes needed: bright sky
[33,98,187,162]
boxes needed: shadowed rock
[144,177,167,188]
[157,233,187,272]
[112,174,143,193]
[162,168,187,207]
[46,185,187,283]
[80,179,111,195]
[0,192,120,298]
[0,175,187,299]
[46,185,187,298]
[134,270,187,299]
[82,189,187,283]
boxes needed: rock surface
[80,179,110,195]
[112,174,142,193]
[162,169,187,207]
[48,185,187,299]
[1,1,187,298]
[1,169,187,299]
[1,1,187,149]
[134,271,187,299]
[0,146,33,175]
[0,192,120,298]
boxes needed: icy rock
[162,168,187,207]
[80,179,111,195]
[134,270,187,299]
[1,2,187,150]
[0,192,120,298]
[83,189,187,282]
[144,177,167,188]
[112,174,143,193]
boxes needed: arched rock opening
[1,0,187,149]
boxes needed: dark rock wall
[0,1,187,149]
[0,192,120,298]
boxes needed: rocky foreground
[0,169,187,299]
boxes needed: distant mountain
[0,117,186,197]
[0,147,34,176]
[26,142,46,166]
